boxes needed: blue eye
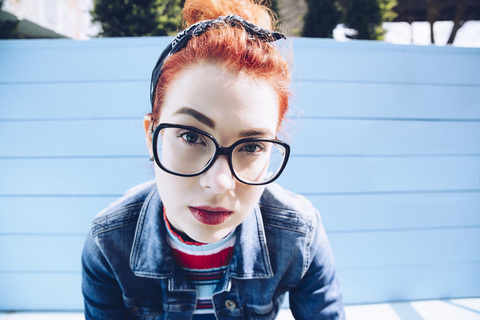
[183,132,199,143]
[177,130,206,146]
[241,143,265,154]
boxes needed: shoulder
[90,180,158,237]
[259,183,319,235]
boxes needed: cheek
[154,167,194,205]
[237,184,265,210]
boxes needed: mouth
[189,206,233,226]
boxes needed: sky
[334,21,480,48]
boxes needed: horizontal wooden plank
[0,38,170,84]
[0,197,116,234]
[293,82,480,120]
[2,81,479,121]
[288,119,480,155]
[1,119,479,157]
[2,228,478,272]
[0,158,154,196]
[328,227,480,269]
[277,156,480,194]
[1,38,479,85]
[1,192,478,235]
[0,235,85,272]
[0,81,150,119]
[0,273,83,310]
[291,38,480,85]
[339,261,480,305]
[0,119,148,157]
[1,156,478,195]
[1,262,478,309]
[310,192,480,232]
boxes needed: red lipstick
[189,206,233,225]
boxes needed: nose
[199,155,235,193]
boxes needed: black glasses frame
[151,123,290,186]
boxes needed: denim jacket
[82,180,345,319]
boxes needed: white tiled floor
[1,298,479,319]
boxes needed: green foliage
[0,0,21,39]
[0,19,20,39]
[341,0,397,40]
[91,0,183,37]
[302,0,342,38]
[268,0,279,16]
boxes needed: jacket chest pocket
[124,296,164,319]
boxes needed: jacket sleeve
[288,209,346,320]
[82,231,131,320]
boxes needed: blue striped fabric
[165,219,236,317]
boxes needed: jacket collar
[129,188,273,279]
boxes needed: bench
[0,37,479,310]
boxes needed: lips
[189,206,233,225]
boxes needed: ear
[143,115,154,157]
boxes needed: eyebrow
[239,128,275,138]
[174,106,274,138]
[174,107,215,128]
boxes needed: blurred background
[1,0,480,46]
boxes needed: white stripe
[193,308,215,315]
[167,234,236,256]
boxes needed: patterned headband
[150,14,287,108]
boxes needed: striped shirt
[165,216,236,318]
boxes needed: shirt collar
[129,187,273,279]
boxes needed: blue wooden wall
[0,37,479,310]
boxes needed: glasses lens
[156,127,216,174]
[232,141,287,184]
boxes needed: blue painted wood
[1,36,479,310]
[0,38,170,83]
[278,156,480,194]
[0,119,148,157]
[310,192,480,232]
[0,158,154,195]
[2,228,478,273]
[338,262,480,305]
[0,235,85,272]
[0,273,83,310]
[0,197,116,234]
[2,119,479,157]
[287,119,480,155]
[328,228,480,269]
[1,38,479,85]
[0,81,150,119]
[1,261,478,309]
[291,38,480,85]
[0,156,478,195]
[1,193,478,235]
[2,82,479,120]
[293,82,480,119]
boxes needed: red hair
[153,0,291,129]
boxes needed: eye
[183,131,199,143]
[177,130,206,146]
[241,142,265,154]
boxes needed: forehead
[159,64,280,137]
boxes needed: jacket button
[225,300,236,310]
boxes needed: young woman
[82,0,345,318]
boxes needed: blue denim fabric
[82,180,345,319]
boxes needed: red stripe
[171,247,234,270]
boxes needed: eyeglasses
[151,123,290,186]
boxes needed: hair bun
[183,0,275,30]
